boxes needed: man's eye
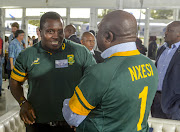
[47,30,54,34]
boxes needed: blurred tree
[28,20,40,26]
[150,10,173,19]
[98,9,114,18]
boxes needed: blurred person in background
[9,22,26,49]
[0,37,3,96]
[6,30,25,89]
[148,36,157,60]
[33,27,41,45]
[136,37,147,55]
[64,24,81,44]
[81,32,104,63]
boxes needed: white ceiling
[1,0,180,9]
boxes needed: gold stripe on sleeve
[11,71,27,82]
[69,91,91,116]
[13,67,27,76]
[75,86,95,110]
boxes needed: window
[5,9,22,18]
[26,8,66,17]
[70,8,90,18]
[151,9,173,19]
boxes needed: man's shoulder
[9,34,13,38]
[85,60,114,77]
[65,39,86,51]
[10,38,17,44]
[19,43,39,56]
[69,35,81,44]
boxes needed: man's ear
[80,40,83,45]
[177,32,180,37]
[104,32,114,43]
[39,29,43,38]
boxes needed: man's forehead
[85,35,95,39]
[44,19,63,28]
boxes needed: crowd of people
[0,9,179,132]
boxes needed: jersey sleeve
[69,67,106,116]
[11,52,27,82]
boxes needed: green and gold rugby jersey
[11,39,96,123]
[69,49,158,132]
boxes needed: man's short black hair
[15,30,24,38]
[40,12,63,30]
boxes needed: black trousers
[151,91,168,119]
[26,123,75,132]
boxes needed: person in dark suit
[64,24,81,44]
[33,27,41,45]
[81,32,104,63]
[151,21,180,120]
[136,37,147,55]
[148,36,157,60]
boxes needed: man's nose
[91,41,95,45]
[53,31,58,39]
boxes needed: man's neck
[16,38,22,43]
[41,44,62,53]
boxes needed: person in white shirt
[81,32,104,63]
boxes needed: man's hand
[20,101,36,125]
[70,126,76,131]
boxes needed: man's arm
[62,67,107,127]
[10,78,36,125]
[62,99,86,127]
[10,51,36,125]
[9,57,14,70]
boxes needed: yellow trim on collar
[62,43,65,50]
[47,51,52,55]
[109,50,140,58]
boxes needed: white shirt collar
[101,42,137,59]
[68,34,76,39]
[164,41,180,49]
[90,49,95,55]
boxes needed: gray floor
[0,80,9,116]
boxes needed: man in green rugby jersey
[63,10,158,132]
[10,12,96,132]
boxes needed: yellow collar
[109,50,140,58]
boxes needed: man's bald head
[64,24,76,39]
[81,32,94,40]
[81,32,95,51]
[165,21,180,46]
[97,10,137,52]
